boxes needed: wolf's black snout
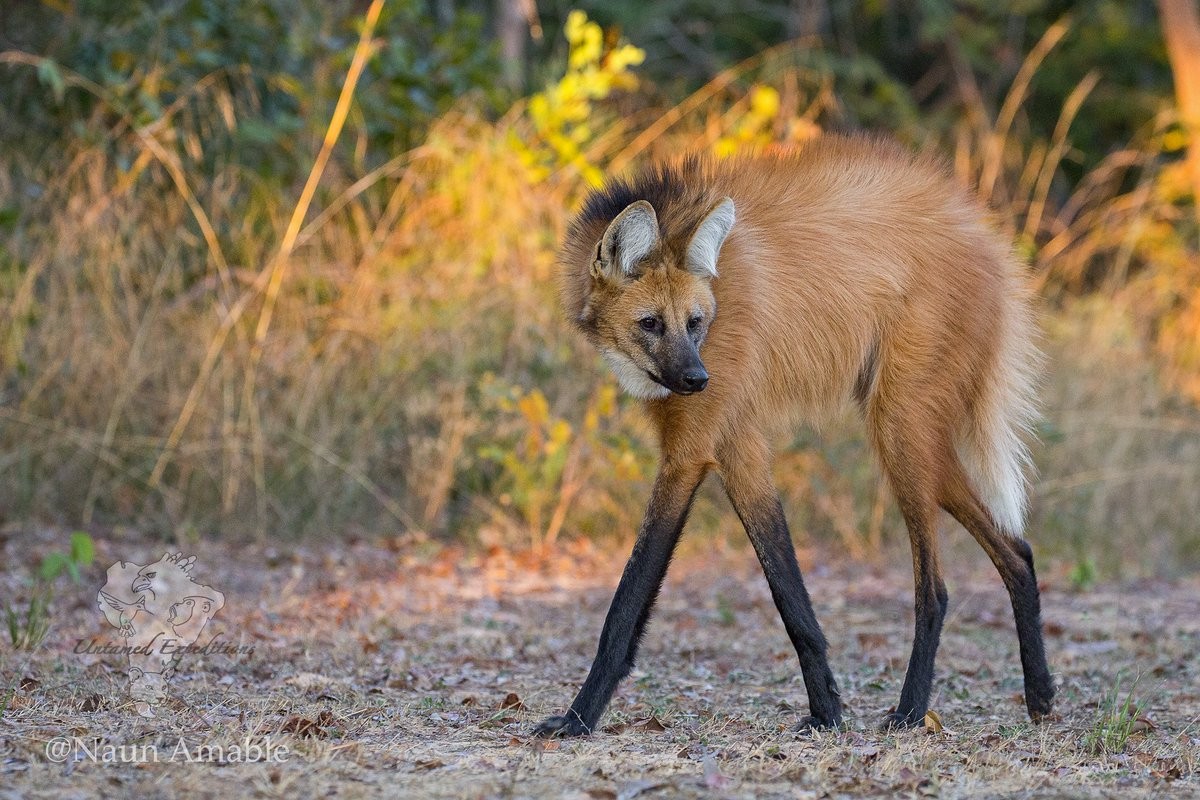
[680,368,708,393]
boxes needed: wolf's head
[569,197,735,399]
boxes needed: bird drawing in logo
[97,552,224,717]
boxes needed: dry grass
[1,21,1198,573]
[1,527,1198,798]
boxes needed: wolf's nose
[681,369,708,392]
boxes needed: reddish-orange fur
[562,135,1038,537]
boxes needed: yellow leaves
[596,383,617,417]
[615,449,642,481]
[480,375,644,544]
[549,419,572,451]
[750,85,781,119]
[517,11,645,184]
[1154,160,1196,205]
[606,44,646,75]
[716,84,778,156]
[517,388,550,428]
[714,83,822,158]
[527,94,550,128]
[515,389,574,458]
[566,11,603,69]
[584,384,618,432]
[1162,128,1189,153]
[712,137,739,159]
[563,9,590,47]
[580,162,605,188]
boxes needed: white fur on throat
[601,349,671,400]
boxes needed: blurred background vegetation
[1,0,1198,580]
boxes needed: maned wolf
[534,135,1053,737]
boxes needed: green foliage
[0,0,503,175]
[546,0,1172,172]
[1084,672,1146,754]
[357,3,505,152]
[1068,556,1098,591]
[4,588,52,652]
[3,532,93,651]
[38,531,95,584]
[476,377,646,549]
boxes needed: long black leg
[1002,538,1054,718]
[941,466,1054,719]
[719,439,842,730]
[885,508,948,728]
[737,495,844,729]
[533,462,706,737]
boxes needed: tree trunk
[1157,0,1200,224]
[496,0,528,92]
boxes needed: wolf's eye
[687,315,703,332]
[638,316,663,334]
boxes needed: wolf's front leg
[718,434,843,730]
[534,461,707,737]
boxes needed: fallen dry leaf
[631,716,666,732]
[605,715,667,734]
[272,709,336,738]
[1131,716,1156,733]
[853,745,880,762]
[6,693,31,710]
[499,692,524,710]
[923,709,944,733]
[894,766,932,792]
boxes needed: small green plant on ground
[1068,556,1098,591]
[3,589,51,652]
[1084,671,1144,754]
[3,531,94,651]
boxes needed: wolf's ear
[591,200,659,282]
[685,197,735,279]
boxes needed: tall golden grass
[1,14,1197,576]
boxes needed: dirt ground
[1,526,1198,799]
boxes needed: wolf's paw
[1026,686,1055,723]
[880,710,924,731]
[791,714,843,735]
[533,714,591,738]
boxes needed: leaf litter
[1,528,1198,798]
